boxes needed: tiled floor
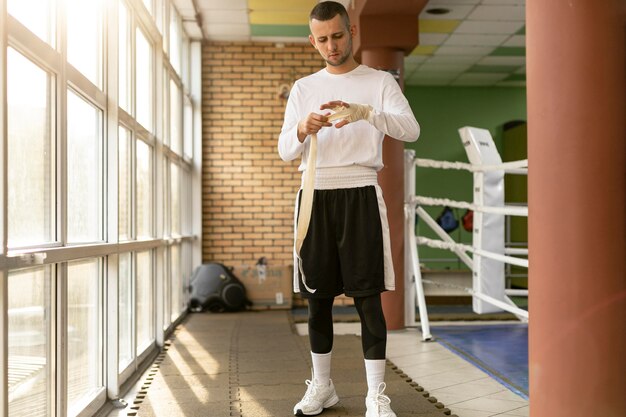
[295,322,529,417]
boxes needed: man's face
[309,14,354,68]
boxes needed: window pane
[136,28,153,132]
[169,6,181,75]
[169,80,181,155]
[8,0,55,47]
[183,100,193,160]
[67,259,102,415]
[67,90,103,243]
[136,140,152,238]
[67,0,103,87]
[118,253,133,370]
[182,170,190,235]
[170,162,180,235]
[118,0,131,113]
[7,48,55,248]
[170,245,181,321]
[155,0,164,36]
[119,126,131,240]
[137,251,153,352]
[142,0,153,15]
[161,249,170,330]
[163,71,169,148]
[8,267,51,417]
[182,39,190,87]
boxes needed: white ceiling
[173,0,527,87]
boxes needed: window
[136,140,153,238]
[170,245,181,321]
[136,250,153,353]
[67,90,103,243]
[169,79,182,154]
[169,6,181,75]
[142,0,153,15]
[2,1,200,413]
[66,0,103,87]
[7,48,55,248]
[170,162,180,236]
[118,253,133,370]
[67,259,103,415]
[118,0,131,113]
[119,126,131,240]
[183,98,193,160]
[7,0,56,47]
[136,28,153,132]
[8,267,52,417]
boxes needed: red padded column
[527,1,626,416]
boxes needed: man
[278,2,419,416]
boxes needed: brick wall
[201,41,323,266]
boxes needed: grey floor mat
[129,310,455,417]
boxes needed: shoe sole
[294,393,339,416]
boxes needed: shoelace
[300,379,322,405]
[371,382,392,412]
[295,103,373,293]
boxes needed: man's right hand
[297,112,332,142]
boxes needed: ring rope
[414,157,528,173]
[413,206,473,270]
[417,236,529,268]
[504,247,529,256]
[410,196,528,217]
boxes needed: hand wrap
[327,103,373,123]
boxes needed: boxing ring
[404,127,529,341]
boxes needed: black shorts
[296,186,386,298]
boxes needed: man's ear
[308,34,317,49]
[350,24,357,38]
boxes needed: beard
[325,36,353,67]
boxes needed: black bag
[188,263,251,313]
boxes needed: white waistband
[301,165,378,190]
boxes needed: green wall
[404,86,527,270]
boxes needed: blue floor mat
[433,323,529,399]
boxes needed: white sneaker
[293,378,339,416]
[365,382,397,417]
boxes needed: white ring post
[404,150,432,340]
[459,127,506,314]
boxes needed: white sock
[365,359,386,396]
[311,351,332,385]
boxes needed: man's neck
[326,58,359,75]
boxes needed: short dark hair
[309,1,351,30]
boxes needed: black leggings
[307,294,387,359]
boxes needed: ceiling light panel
[455,20,525,34]
[202,10,249,24]
[467,5,525,21]
[477,56,525,66]
[444,33,508,46]
[419,33,451,46]
[502,34,525,47]
[435,45,495,56]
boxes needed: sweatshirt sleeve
[278,82,306,161]
[367,72,420,142]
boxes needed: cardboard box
[232,264,293,310]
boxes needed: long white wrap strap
[295,104,372,293]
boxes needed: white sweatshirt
[278,65,420,172]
